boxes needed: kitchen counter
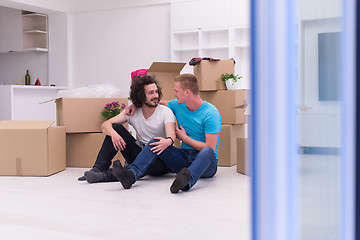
[0,85,67,122]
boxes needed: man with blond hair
[113,73,221,193]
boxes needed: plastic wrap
[57,83,128,98]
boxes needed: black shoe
[84,171,106,183]
[78,167,102,181]
[170,168,191,193]
[78,175,87,181]
[112,160,135,189]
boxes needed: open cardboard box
[194,59,235,91]
[148,62,186,100]
[0,121,66,176]
[56,98,128,133]
[200,89,249,124]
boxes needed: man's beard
[144,98,159,108]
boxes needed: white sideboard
[298,110,341,148]
[0,85,66,122]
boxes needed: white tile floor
[299,154,341,240]
[0,166,251,240]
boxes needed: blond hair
[174,74,199,95]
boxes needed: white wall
[0,52,48,85]
[69,4,171,91]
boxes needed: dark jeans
[93,123,169,181]
[128,138,218,191]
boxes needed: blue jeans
[93,124,169,181]
[128,138,218,190]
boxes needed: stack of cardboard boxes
[56,97,128,167]
[0,61,251,176]
[194,60,250,173]
[58,62,186,168]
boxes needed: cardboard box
[237,138,251,176]
[200,90,249,124]
[0,121,66,176]
[66,132,126,168]
[194,59,235,91]
[217,124,246,166]
[148,62,186,100]
[56,98,128,133]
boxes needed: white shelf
[22,11,48,51]
[22,13,46,17]
[201,29,229,48]
[171,26,251,88]
[22,47,48,52]
[23,30,47,34]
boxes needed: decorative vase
[225,79,237,90]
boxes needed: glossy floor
[0,166,251,240]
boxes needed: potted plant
[101,101,126,120]
[220,73,243,90]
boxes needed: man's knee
[148,137,158,145]
[200,147,215,156]
[112,123,127,134]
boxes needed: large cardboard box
[217,124,246,166]
[148,62,186,100]
[194,59,235,91]
[66,132,126,168]
[0,121,66,176]
[237,138,251,176]
[200,90,249,124]
[56,98,128,133]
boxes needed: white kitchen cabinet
[0,6,22,53]
[0,85,66,122]
[170,0,232,31]
[0,7,48,53]
[298,111,341,148]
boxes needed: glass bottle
[25,70,30,85]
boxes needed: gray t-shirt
[125,105,175,144]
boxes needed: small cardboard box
[217,124,246,166]
[194,59,235,91]
[148,62,186,100]
[56,98,128,133]
[237,138,251,176]
[0,121,66,176]
[66,132,126,168]
[200,90,249,124]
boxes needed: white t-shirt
[125,105,175,144]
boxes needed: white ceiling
[0,0,189,13]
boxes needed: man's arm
[101,111,127,151]
[159,100,169,107]
[124,104,137,116]
[150,121,176,155]
[176,125,219,152]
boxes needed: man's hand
[175,125,187,142]
[111,133,126,151]
[124,104,137,116]
[150,137,173,155]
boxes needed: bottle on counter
[25,70,30,85]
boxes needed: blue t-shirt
[168,99,222,158]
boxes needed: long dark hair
[130,75,162,108]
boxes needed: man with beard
[79,74,176,183]
[113,73,221,193]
